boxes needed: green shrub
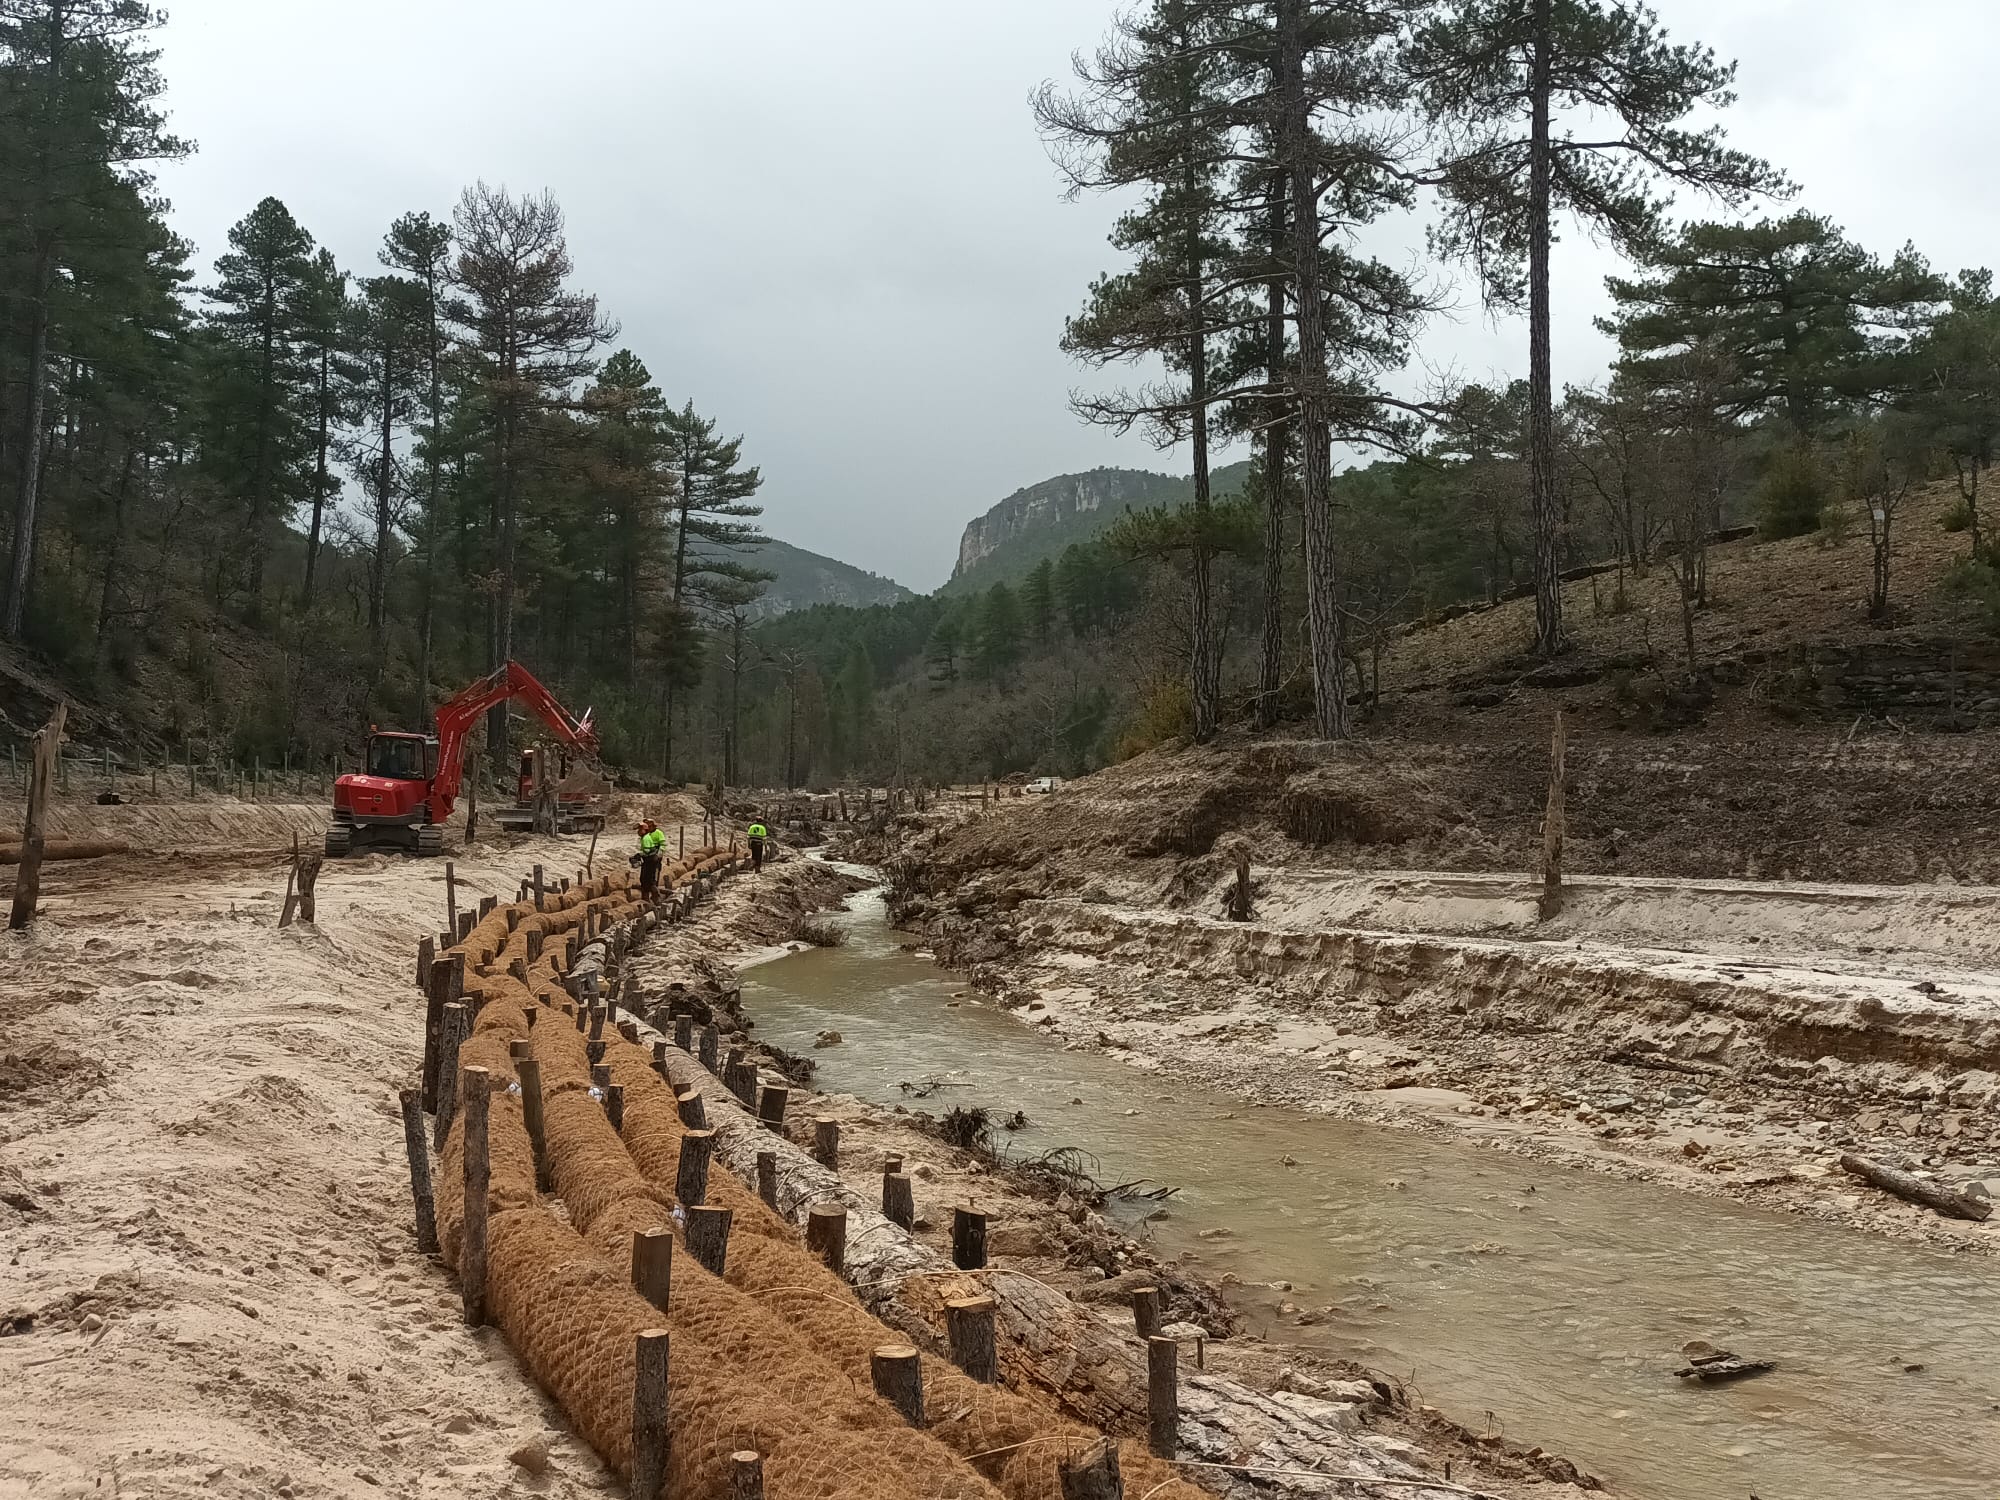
[1114,678,1193,761]
[1941,500,1974,533]
[1758,447,1826,539]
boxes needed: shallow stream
[738,886,2000,1500]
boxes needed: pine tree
[1023,556,1056,644]
[1602,213,1944,438]
[348,269,425,672]
[657,399,766,779]
[1905,273,2000,557]
[297,247,357,611]
[202,196,317,624]
[447,183,611,757]
[379,210,453,720]
[583,350,671,683]
[1407,0,1784,657]
[0,0,188,639]
[1036,0,1239,741]
[973,582,1024,680]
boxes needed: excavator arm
[429,661,598,820]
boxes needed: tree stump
[812,1117,840,1169]
[686,1204,732,1275]
[676,1129,716,1207]
[631,1329,671,1500]
[1058,1439,1122,1500]
[1147,1335,1177,1457]
[946,1296,997,1383]
[870,1345,925,1427]
[805,1202,847,1274]
[952,1206,987,1270]
[633,1228,673,1312]
[882,1172,915,1231]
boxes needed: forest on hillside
[5,2,2000,791]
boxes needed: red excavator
[325,660,599,858]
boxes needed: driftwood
[651,1044,1432,1499]
[1838,1153,1992,1222]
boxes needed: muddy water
[740,888,2000,1500]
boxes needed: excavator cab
[327,729,445,859]
[367,732,435,781]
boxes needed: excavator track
[415,824,444,857]
[324,823,353,860]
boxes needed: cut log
[1839,1153,1992,1221]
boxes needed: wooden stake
[951,1207,988,1270]
[397,1088,438,1254]
[805,1202,847,1274]
[676,1129,715,1207]
[812,1117,840,1169]
[1539,708,1566,921]
[676,1089,707,1129]
[278,832,300,928]
[605,1083,625,1133]
[756,1149,778,1210]
[455,908,474,943]
[1132,1286,1162,1339]
[698,1024,720,1072]
[415,935,435,994]
[1147,1335,1178,1457]
[882,1172,915,1231]
[632,1228,673,1312]
[945,1296,997,1383]
[420,954,460,1112]
[674,1014,693,1052]
[728,1452,764,1500]
[631,1329,671,1500]
[756,1084,789,1131]
[445,859,458,937]
[433,1003,472,1151]
[617,1019,639,1045]
[870,1344,925,1427]
[883,1153,904,1176]
[461,1066,491,1325]
[1057,1438,1122,1500]
[8,702,67,931]
[685,1204,731,1275]
[517,1058,551,1193]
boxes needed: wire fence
[4,740,337,802]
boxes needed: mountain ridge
[943,460,1255,594]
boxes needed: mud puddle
[740,887,2000,1500]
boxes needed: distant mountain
[744,538,914,619]
[943,461,1254,594]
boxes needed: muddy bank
[887,817,2000,1252]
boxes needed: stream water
[737,886,2000,1500]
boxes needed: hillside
[943,460,1254,593]
[742,538,913,618]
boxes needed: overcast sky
[155,1,1999,591]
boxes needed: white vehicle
[1026,776,1063,794]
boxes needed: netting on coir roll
[580,1195,1003,1500]
[485,1208,935,1500]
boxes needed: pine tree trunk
[304,345,331,609]
[92,443,138,667]
[488,391,518,763]
[3,242,54,642]
[1527,0,1564,658]
[369,350,396,674]
[1258,169,1289,729]
[1276,1,1347,741]
[1188,292,1217,743]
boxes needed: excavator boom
[324,660,599,858]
